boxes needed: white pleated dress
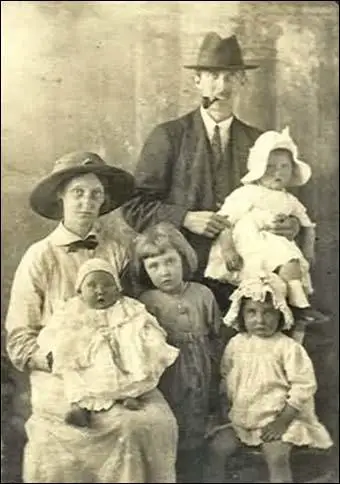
[221,332,333,448]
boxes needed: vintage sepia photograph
[1,1,339,482]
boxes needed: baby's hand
[122,397,141,411]
[261,416,290,442]
[223,249,243,272]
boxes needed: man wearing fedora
[122,32,333,484]
[122,33,299,314]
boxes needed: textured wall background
[1,1,339,481]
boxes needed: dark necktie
[66,235,98,253]
[211,124,223,171]
[211,124,228,208]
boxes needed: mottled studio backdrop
[1,0,339,475]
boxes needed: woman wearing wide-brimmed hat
[5,151,178,483]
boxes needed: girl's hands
[261,416,290,442]
[261,404,298,442]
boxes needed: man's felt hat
[30,151,135,220]
[184,32,258,71]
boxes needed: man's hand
[268,214,300,241]
[301,226,316,267]
[183,211,230,238]
[304,248,315,267]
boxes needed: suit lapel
[179,109,216,209]
[230,117,252,185]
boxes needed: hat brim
[184,63,259,70]
[30,165,135,220]
[241,156,311,187]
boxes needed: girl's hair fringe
[130,222,198,290]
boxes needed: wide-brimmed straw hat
[184,32,258,71]
[241,127,311,187]
[30,151,135,220]
[223,273,294,331]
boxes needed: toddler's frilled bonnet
[223,273,294,331]
[75,258,122,292]
[241,126,311,187]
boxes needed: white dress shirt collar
[200,106,233,147]
[49,222,100,247]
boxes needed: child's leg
[261,441,293,483]
[279,260,310,343]
[278,260,310,308]
[278,260,330,339]
[176,446,205,483]
[203,426,241,483]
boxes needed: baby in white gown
[37,258,179,427]
[205,127,327,326]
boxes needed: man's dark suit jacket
[122,110,335,430]
[122,107,262,277]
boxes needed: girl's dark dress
[140,281,223,482]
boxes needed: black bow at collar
[66,235,98,252]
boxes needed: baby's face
[259,149,293,190]
[242,297,281,338]
[80,271,120,309]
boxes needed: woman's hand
[27,350,52,372]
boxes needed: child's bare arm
[300,226,316,266]
[218,227,243,272]
[219,379,231,423]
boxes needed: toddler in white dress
[205,127,326,326]
[37,258,179,427]
[204,273,333,483]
